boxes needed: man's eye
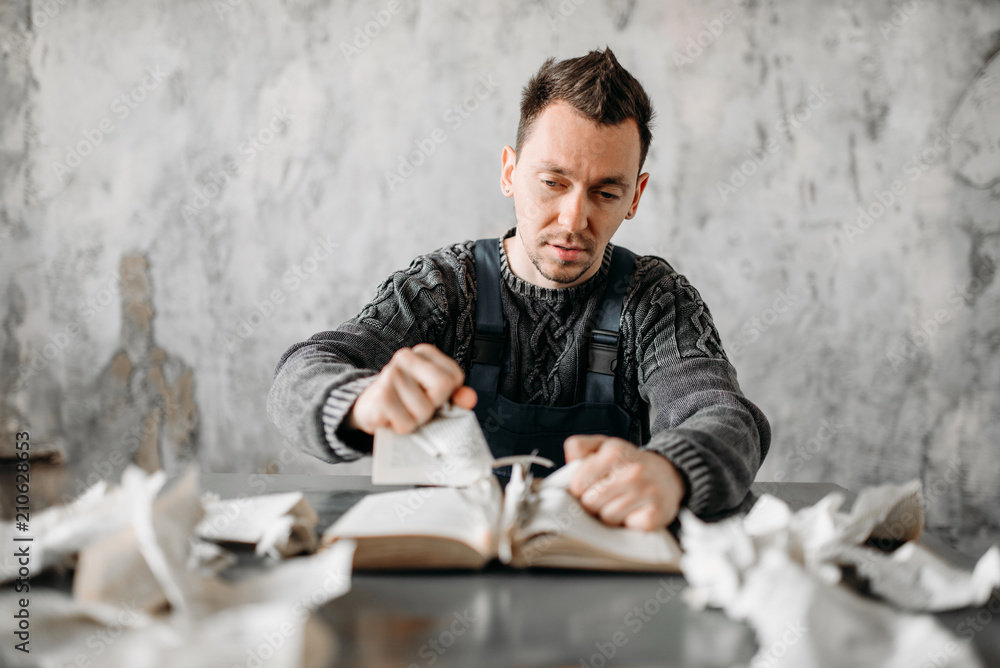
[599,191,620,200]
[542,180,559,188]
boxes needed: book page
[371,405,495,486]
[322,477,502,558]
[513,462,682,567]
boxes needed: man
[267,48,770,530]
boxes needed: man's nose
[557,190,588,233]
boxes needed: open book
[320,407,682,572]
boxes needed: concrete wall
[2,0,998,553]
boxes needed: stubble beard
[525,236,596,285]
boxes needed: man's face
[501,100,649,289]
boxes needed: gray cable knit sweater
[266,229,770,518]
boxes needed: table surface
[201,474,999,668]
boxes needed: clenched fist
[564,435,687,531]
[346,343,477,435]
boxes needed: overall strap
[469,238,505,394]
[584,245,637,404]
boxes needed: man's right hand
[346,343,478,435]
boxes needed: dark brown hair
[515,47,654,173]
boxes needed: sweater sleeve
[632,261,771,518]
[266,247,471,464]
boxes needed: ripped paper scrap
[372,404,496,486]
[196,491,319,558]
[0,472,167,584]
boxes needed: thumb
[564,434,606,462]
[451,385,478,410]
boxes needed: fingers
[568,437,634,497]
[564,434,607,463]
[566,439,684,530]
[451,385,478,409]
[349,344,474,435]
[380,363,437,433]
[623,504,668,532]
[591,492,648,527]
[398,345,466,408]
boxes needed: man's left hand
[564,435,687,531]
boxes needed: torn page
[73,467,217,613]
[196,492,319,558]
[0,472,167,583]
[497,459,532,564]
[372,404,496,486]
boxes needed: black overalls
[468,238,639,482]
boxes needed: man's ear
[500,145,516,197]
[626,171,650,219]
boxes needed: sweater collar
[497,227,614,303]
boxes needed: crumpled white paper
[0,472,167,584]
[679,480,999,668]
[196,491,319,558]
[0,466,354,668]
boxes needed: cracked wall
[0,0,998,553]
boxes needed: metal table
[201,474,1000,667]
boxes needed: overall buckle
[472,331,506,366]
[588,329,619,376]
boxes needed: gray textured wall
[1,0,998,554]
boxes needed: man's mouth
[549,243,587,262]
